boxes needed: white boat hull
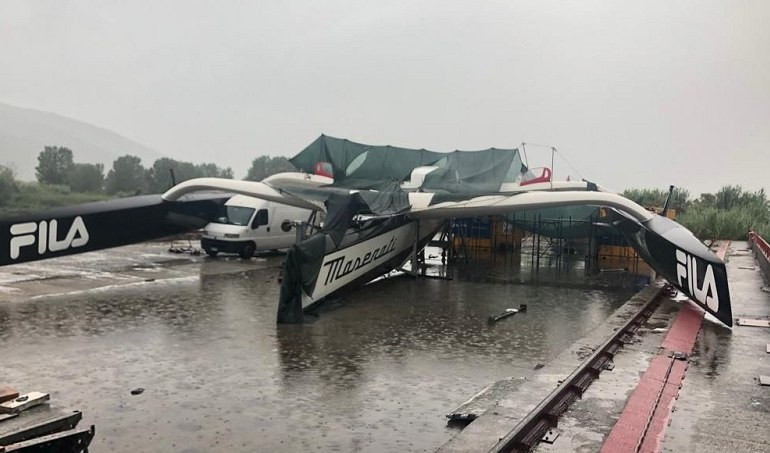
[301,219,443,309]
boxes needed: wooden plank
[0,386,19,405]
[736,318,770,328]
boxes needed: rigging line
[521,142,554,149]
[553,148,585,180]
[522,141,586,180]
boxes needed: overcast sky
[1,1,768,194]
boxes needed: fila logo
[676,249,719,312]
[10,216,89,260]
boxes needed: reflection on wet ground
[0,246,637,452]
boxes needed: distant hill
[0,101,167,181]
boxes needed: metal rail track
[488,285,666,453]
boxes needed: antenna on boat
[662,185,675,217]
[521,142,529,169]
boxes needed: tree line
[32,146,240,195]
[0,145,295,211]
[2,147,769,242]
[622,186,770,241]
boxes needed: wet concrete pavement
[663,242,770,452]
[0,243,639,452]
[527,241,770,453]
[438,281,669,453]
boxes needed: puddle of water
[0,251,636,452]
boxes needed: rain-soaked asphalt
[0,244,639,452]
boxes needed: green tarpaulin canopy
[290,135,525,193]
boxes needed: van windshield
[213,206,256,226]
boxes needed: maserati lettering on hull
[322,236,398,285]
[676,249,719,312]
[9,217,89,260]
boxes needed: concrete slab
[436,283,666,453]
[530,297,681,452]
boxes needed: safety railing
[748,230,770,281]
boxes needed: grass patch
[0,182,111,217]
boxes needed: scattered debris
[130,388,145,395]
[0,392,50,414]
[663,285,678,297]
[0,389,94,450]
[0,385,19,404]
[488,304,528,324]
[600,268,627,273]
[738,266,756,270]
[736,318,770,328]
[542,428,560,444]
[144,278,155,282]
[534,363,545,370]
[761,287,770,294]
[168,239,201,255]
[671,351,689,360]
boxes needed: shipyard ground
[1,241,768,452]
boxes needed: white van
[201,195,312,258]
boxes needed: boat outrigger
[0,135,732,326]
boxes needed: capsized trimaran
[0,135,732,326]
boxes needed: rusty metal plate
[736,319,770,328]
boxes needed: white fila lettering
[9,216,89,259]
[675,249,719,312]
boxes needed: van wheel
[239,243,256,259]
[204,249,218,257]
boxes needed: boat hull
[277,217,442,322]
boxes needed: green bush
[624,185,769,241]
[621,187,690,213]
[675,187,768,241]
[0,165,19,206]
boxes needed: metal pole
[567,216,574,268]
[412,221,419,278]
[536,215,541,272]
[530,216,535,268]
[551,147,555,189]
[447,221,452,263]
